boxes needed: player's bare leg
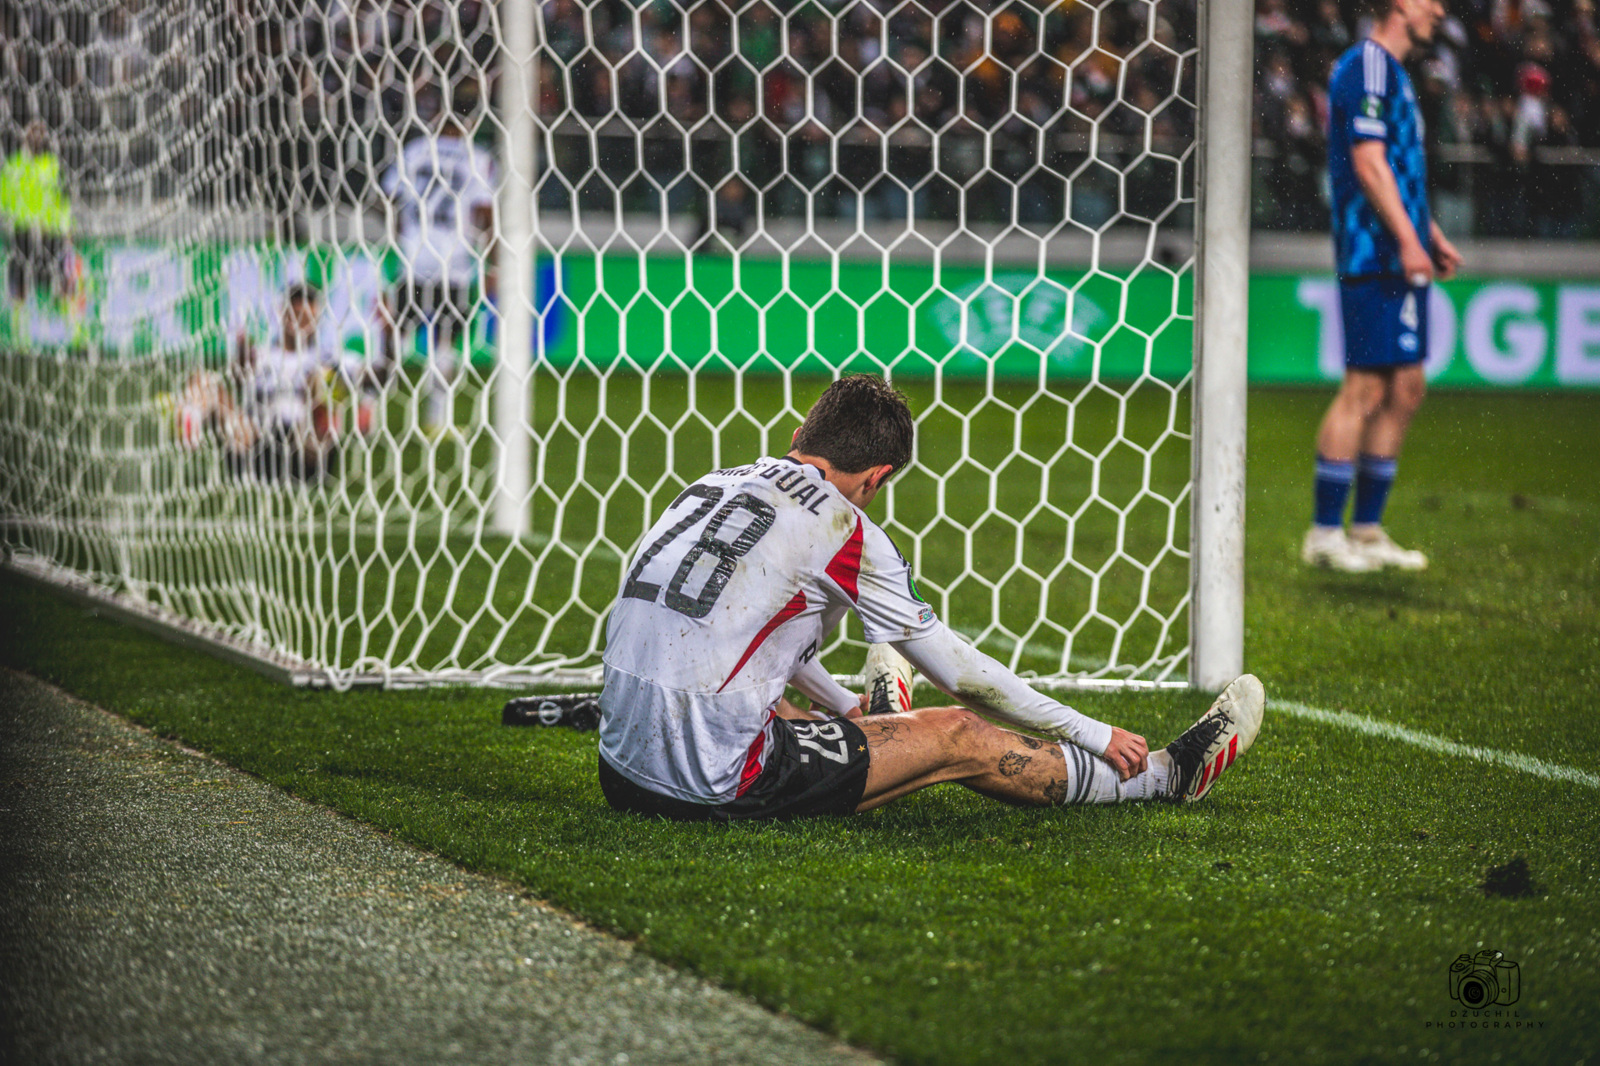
[1305,368,1393,571]
[853,709,1096,809]
[1347,363,1428,568]
[423,340,460,436]
[852,709,1162,810]
[1354,362,1425,459]
[852,675,1264,812]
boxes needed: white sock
[1120,749,1173,802]
[1056,741,1122,804]
[1056,743,1172,804]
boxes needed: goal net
[1,0,1215,691]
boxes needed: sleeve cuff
[1073,717,1115,757]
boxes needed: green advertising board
[1248,272,1600,388]
[531,253,1194,381]
[4,240,1598,389]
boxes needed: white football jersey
[600,457,940,803]
[245,344,324,430]
[381,135,496,287]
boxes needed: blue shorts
[1339,277,1428,369]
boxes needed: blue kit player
[1304,0,1462,573]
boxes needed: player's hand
[1400,237,1433,287]
[1432,232,1462,281]
[846,693,868,720]
[1101,727,1149,781]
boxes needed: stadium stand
[4,0,1595,238]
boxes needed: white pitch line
[1268,699,1600,790]
[885,629,1599,788]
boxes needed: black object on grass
[1482,855,1540,898]
[502,693,601,731]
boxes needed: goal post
[1190,0,1253,691]
[1,0,1249,693]
[493,0,538,542]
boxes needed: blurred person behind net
[1,122,72,304]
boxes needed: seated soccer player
[234,284,340,482]
[597,374,1265,821]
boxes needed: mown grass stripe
[1268,699,1600,790]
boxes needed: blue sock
[1313,456,1355,528]
[1353,454,1398,526]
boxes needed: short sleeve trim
[1363,41,1388,95]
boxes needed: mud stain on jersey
[953,682,1010,710]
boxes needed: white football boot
[1301,525,1380,572]
[863,643,915,716]
[1166,674,1265,803]
[1348,525,1428,571]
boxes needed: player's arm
[892,624,1149,779]
[1351,139,1432,284]
[786,605,865,718]
[1429,219,1462,280]
[846,520,1145,776]
[788,654,863,719]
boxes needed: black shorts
[392,281,473,348]
[598,716,871,821]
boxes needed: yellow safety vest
[0,151,71,234]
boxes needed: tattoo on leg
[1043,777,1070,804]
[1017,735,1045,750]
[867,720,904,749]
[998,751,1032,777]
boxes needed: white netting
[1,0,1197,688]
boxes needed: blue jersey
[1327,39,1431,279]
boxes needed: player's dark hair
[791,374,914,476]
[284,283,319,305]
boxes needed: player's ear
[872,464,895,492]
[791,427,801,446]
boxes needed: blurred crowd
[295,0,1600,237]
[286,0,1196,231]
[1252,0,1600,236]
[2,0,1598,240]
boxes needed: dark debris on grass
[1483,856,1542,899]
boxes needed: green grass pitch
[2,387,1596,1064]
